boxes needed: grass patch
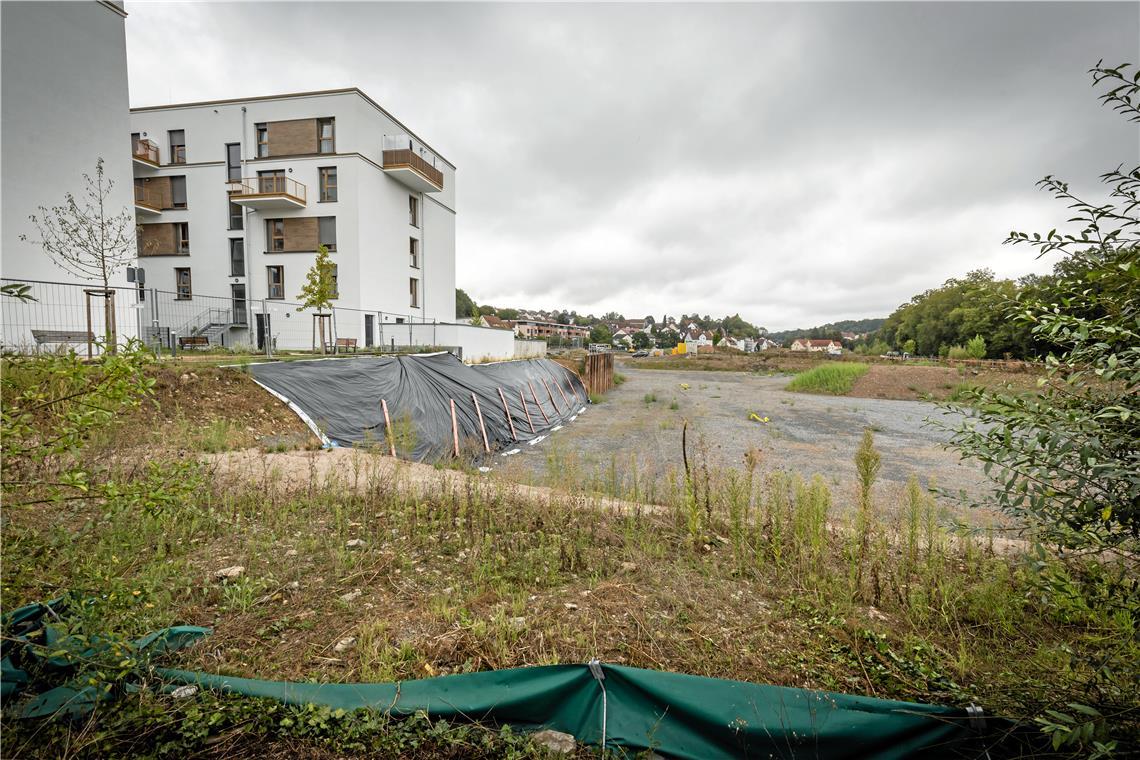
[785,363,870,395]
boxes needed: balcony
[382,150,444,193]
[134,183,161,216]
[132,139,160,170]
[226,175,307,209]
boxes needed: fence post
[262,298,272,359]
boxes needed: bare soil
[848,364,1039,401]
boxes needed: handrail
[226,175,307,203]
[174,306,235,337]
[132,139,159,164]
[382,149,444,189]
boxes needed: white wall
[514,339,547,358]
[1,1,137,350]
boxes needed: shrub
[785,363,869,395]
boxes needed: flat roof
[130,87,453,169]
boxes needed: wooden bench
[334,337,358,354]
[178,335,210,350]
[31,329,95,345]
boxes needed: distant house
[756,338,780,351]
[611,329,633,347]
[514,319,590,341]
[790,338,843,352]
[479,314,514,330]
[720,335,743,351]
[685,328,713,347]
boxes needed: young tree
[965,334,986,359]
[297,244,337,353]
[631,331,653,350]
[20,158,136,348]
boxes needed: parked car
[631,350,649,358]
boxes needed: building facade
[1,1,138,349]
[513,319,590,342]
[128,89,458,350]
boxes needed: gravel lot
[500,364,994,514]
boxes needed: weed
[785,363,870,395]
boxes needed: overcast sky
[125,2,1138,329]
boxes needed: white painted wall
[1,1,136,349]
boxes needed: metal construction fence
[1,278,530,361]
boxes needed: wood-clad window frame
[318,118,335,154]
[409,277,419,308]
[409,237,419,269]
[255,123,269,158]
[168,130,186,164]
[319,166,337,202]
[409,195,419,227]
[175,222,190,254]
[175,267,192,300]
[318,216,337,252]
[267,219,285,252]
[267,265,284,299]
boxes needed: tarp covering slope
[249,354,587,461]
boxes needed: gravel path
[500,365,993,513]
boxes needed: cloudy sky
[125,2,1138,329]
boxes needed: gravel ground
[499,365,994,515]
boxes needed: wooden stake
[498,387,517,441]
[449,398,460,457]
[542,377,561,414]
[520,388,536,433]
[529,381,550,424]
[472,393,490,453]
[380,398,396,456]
[554,376,570,407]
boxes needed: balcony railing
[382,149,444,191]
[226,176,307,208]
[132,139,160,166]
[134,183,161,213]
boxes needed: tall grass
[785,363,869,394]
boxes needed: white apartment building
[128,89,461,351]
[1,1,138,349]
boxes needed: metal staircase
[174,307,243,347]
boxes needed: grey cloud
[125,1,1138,329]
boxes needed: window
[330,264,339,298]
[226,142,241,181]
[131,132,141,153]
[409,237,419,269]
[257,169,284,194]
[318,118,335,153]
[267,219,284,252]
[175,222,190,254]
[319,167,337,202]
[409,277,419,308]
[230,239,245,276]
[175,267,192,299]
[409,196,419,227]
[170,176,187,209]
[318,216,336,251]
[228,200,243,230]
[255,123,268,158]
[267,266,284,299]
[168,130,185,164]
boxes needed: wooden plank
[472,393,490,453]
[498,387,517,441]
[381,398,396,456]
[520,388,535,434]
[450,398,459,457]
[529,381,550,424]
[554,375,570,407]
[542,377,561,414]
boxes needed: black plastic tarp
[249,354,587,461]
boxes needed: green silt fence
[4,601,1021,758]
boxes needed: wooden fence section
[582,352,615,396]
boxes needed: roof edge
[129,87,454,169]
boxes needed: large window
[319,167,337,202]
[318,118,335,153]
[409,196,419,227]
[175,222,190,254]
[230,239,245,276]
[257,169,284,194]
[267,265,284,299]
[255,123,268,158]
[226,142,241,181]
[319,216,336,251]
[267,219,284,252]
[409,277,419,308]
[228,200,243,230]
[168,130,186,164]
[175,267,192,300]
[409,237,419,269]
[170,176,187,209]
